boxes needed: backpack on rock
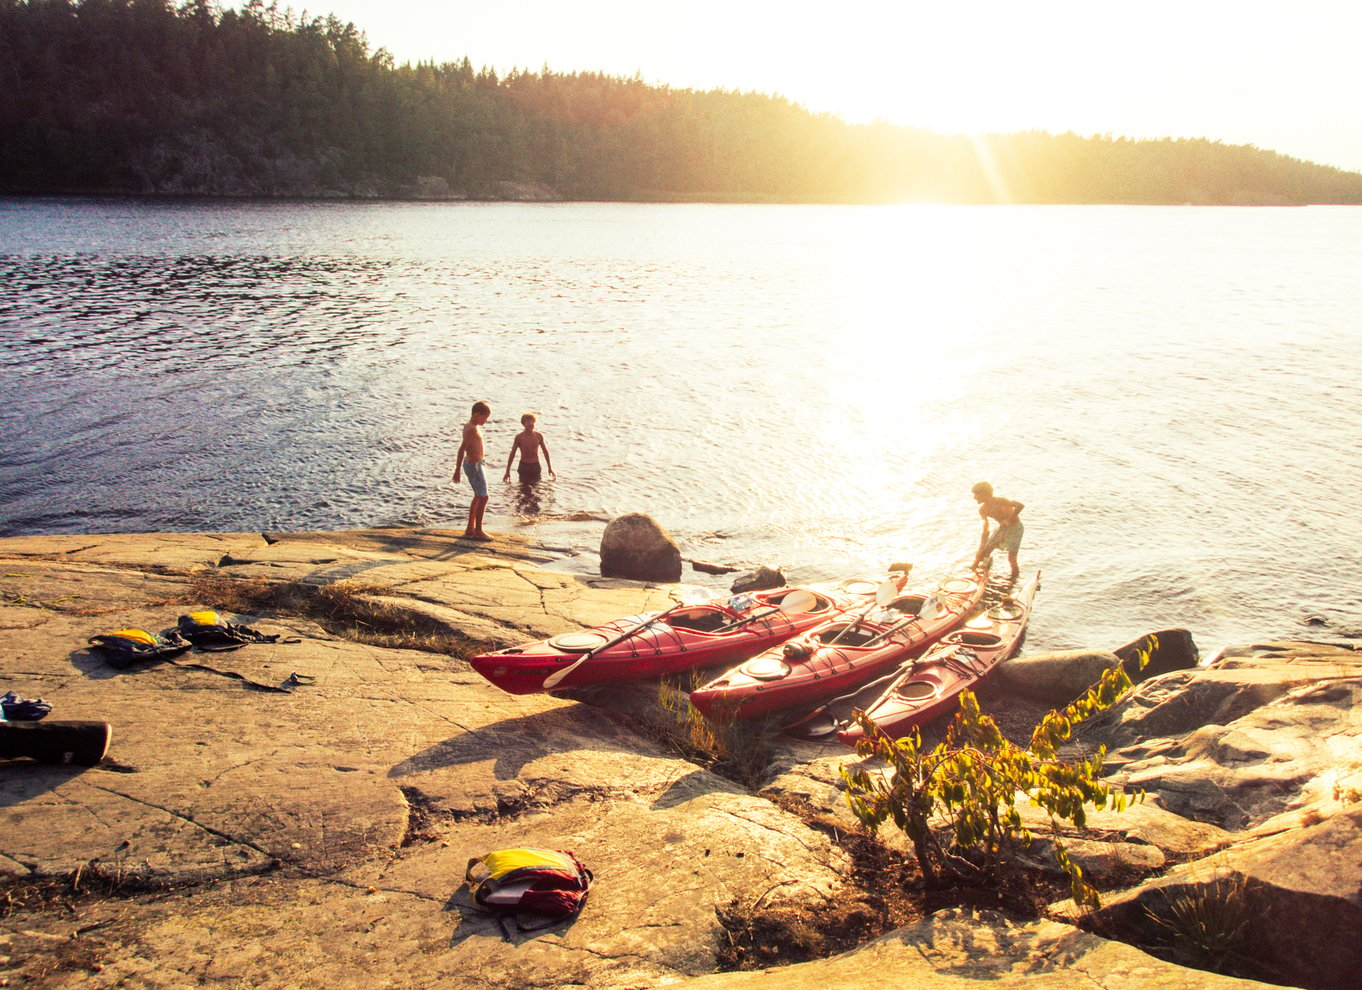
[465,847,593,939]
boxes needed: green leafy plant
[842,636,1155,908]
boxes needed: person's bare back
[971,481,1024,579]
[978,495,1022,525]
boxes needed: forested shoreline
[4,0,1362,205]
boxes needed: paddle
[780,597,930,739]
[824,578,900,646]
[779,659,914,739]
[860,594,943,649]
[542,588,817,690]
[542,601,693,690]
[712,588,817,633]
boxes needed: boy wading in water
[503,413,556,485]
[453,401,492,540]
[972,481,1024,580]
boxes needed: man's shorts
[517,461,542,485]
[464,460,488,497]
[984,521,1023,555]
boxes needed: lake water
[2,197,1360,657]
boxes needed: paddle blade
[541,658,583,690]
[781,708,840,740]
[777,589,817,613]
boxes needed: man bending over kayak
[972,481,1024,580]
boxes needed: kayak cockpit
[940,630,1004,649]
[666,609,730,633]
[815,624,877,648]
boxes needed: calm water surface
[2,198,1360,655]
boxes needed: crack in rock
[320,875,447,905]
[85,782,276,861]
[399,781,648,835]
[725,810,824,854]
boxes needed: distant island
[4,0,1362,205]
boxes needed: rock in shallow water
[600,512,682,582]
[731,565,785,594]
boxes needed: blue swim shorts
[464,460,488,497]
[984,521,1023,555]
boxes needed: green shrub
[841,636,1155,908]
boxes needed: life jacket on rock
[465,847,593,939]
[176,611,296,652]
[87,628,192,668]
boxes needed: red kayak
[688,562,989,723]
[469,579,883,695]
[837,570,1040,745]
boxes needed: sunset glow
[299,0,1362,173]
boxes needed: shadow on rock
[0,763,95,809]
[388,705,647,783]
[648,766,744,811]
[69,646,130,681]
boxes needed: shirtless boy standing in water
[503,412,556,485]
[972,481,1024,580]
[453,401,492,540]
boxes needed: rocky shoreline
[2,528,1358,989]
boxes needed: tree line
[3,0,1361,204]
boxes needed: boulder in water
[1113,628,1200,681]
[731,565,785,594]
[599,513,682,582]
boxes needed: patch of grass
[186,573,488,658]
[652,677,775,789]
[1146,868,1257,978]
[0,877,66,919]
[0,864,147,986]
[0,854,173,921]
[1,588,79,609]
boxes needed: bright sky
[285,1,1362,173]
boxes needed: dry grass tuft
[1147,867,1255,976]
[186,573,487,658]
[652,676,775,789]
